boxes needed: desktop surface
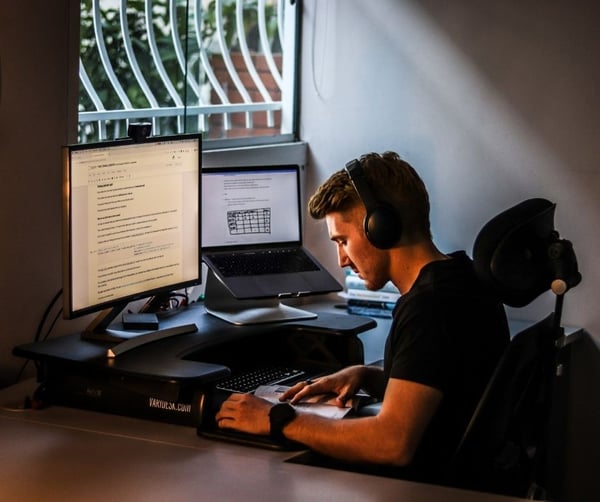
[0,380,531,502]
[3,300,542,501]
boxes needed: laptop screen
[202,165,302,249]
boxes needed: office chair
[448,198,582,499]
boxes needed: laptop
[202,165,342,300]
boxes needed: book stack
[341,270,400,318]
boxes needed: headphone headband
[345,159,378,210]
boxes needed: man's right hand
[280,365,368,407]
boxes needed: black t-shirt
[383,251,509,481]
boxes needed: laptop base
[204,269,317,325]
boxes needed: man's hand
[280,365,368,407]
[215,393,272,435]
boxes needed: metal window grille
[78,0,298,144]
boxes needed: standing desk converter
[12,301,376,427]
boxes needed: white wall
[299,3,600,498]
[299,0,600,341]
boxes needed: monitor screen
[62,134,202,328]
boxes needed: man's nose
[337,247,350,268]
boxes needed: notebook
[202,165,342,300]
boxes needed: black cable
[34,289,62,343]
[16,289,63,384]
[41,307,64,342]
[14,361,29,385]
[168,291,189,302]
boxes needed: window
[78,0,299,146]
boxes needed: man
[215,151,509,481]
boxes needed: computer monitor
[62,133,202,339]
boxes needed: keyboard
[207,248,319,277]
[215,366,307,394]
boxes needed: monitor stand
[203,269,317,326]
[80,302,133,343]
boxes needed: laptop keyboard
[215,366,307,394]
[207,248,319,277]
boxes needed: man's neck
[389,242,449,294]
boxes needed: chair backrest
[449,314,558,496]
[474,198,560,307]
[449,198,581,498]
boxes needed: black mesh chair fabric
[448,197,581,499]
[448,314,558,497]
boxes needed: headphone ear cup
[345,158,403,249]
[364,205,403,249]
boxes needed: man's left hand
[215,393,272,435]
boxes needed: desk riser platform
[14,305,374,427]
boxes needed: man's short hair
[308,151,432,242]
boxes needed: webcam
[128,122,152,142]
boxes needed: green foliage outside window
[79,0,280,142]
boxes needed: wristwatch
[269,403,296,441]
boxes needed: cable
[138,288,191,318]
[15,289,63,384]
[14,359,31,385]
[34,289,62,343]
[310,0,330,101]
[41,307,64,342]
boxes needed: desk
[0,380,530,502]
[2,302,533,501]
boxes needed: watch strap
[269,403,296,441]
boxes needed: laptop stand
[203,269,317,325]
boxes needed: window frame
[77,0,301,148]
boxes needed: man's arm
[216,377,442,467]
[283,377,442,466]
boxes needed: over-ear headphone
[345,159,403,249]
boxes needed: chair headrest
[473,198,560,307]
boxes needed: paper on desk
[255,385,353,420]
